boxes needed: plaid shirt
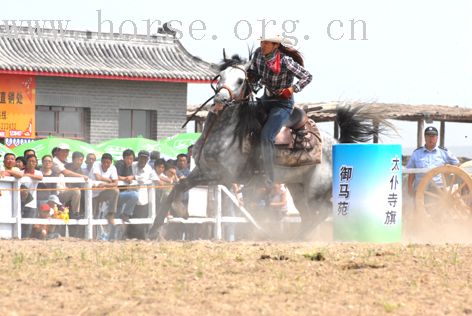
[249,47,312,94]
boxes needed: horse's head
[213,53,251,105]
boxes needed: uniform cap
[424,126,438,135]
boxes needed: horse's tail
[336,104,396,143]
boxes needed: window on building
[119,109,155,138]
[35,106,89,140]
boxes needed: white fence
[0,167,445,240]
[0,177,264,240]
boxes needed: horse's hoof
[147,226,158,240]
[148,225,166,241]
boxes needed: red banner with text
[0,75,35,139]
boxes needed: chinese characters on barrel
[337,165,353,216]
[385,156,400,225]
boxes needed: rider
[248,33,313,188]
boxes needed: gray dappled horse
[149,54,391,239]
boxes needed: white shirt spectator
[52,156,66,174]
[20,169,43,208]
[132,161,155,205]
[89,161,118,198]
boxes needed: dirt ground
[1,238,472,316]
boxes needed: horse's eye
[237,78,244,85]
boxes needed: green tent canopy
[13,137,99,160]
[94,136,161,161]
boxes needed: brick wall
[36,77,187,144]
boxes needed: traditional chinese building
[0,26,215,147]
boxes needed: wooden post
[440,121,445,148]
[417,120,424,148]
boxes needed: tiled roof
[0,26,216,82]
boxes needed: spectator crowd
[1,143,291,241]
[0,143,194,240]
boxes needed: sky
[2,0,472,149]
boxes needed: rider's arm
[285,57,313,92]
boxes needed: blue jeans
[260,96,294,184]
[118,190,139,217]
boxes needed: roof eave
[0,69,212,83]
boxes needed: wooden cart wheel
[415,165,472,222]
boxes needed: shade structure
[0,144,14,157]
[94,136,161,161]
[13,137,99,161]
[157,133,201,159]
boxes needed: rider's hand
[279,87,293,99]
[247,69,259,83]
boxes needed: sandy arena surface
[1,238,472,316]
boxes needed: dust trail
[403,203,472,244]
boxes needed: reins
[188,63,256,163]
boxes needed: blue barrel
[332,144,402,242]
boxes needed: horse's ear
[223,48,228,61]
[247,45,255,60]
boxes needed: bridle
[182,64,252,129]
[212,65,250,104]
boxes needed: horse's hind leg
[306,194,332,241]
[287,183,331,240]
[286,183,312,239]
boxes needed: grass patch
[303,252,326,261]
[382,302,399,313]
[12,252,25,268]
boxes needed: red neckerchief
[265,51,281,74]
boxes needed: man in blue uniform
[406,126,460,195]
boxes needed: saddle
[274,107,323,167]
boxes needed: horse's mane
[218,52,262,150]
[218,54,246,71]
[234,99,262,150]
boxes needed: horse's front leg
[148,167,216,239]
[168,178,192,219]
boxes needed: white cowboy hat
[259,32,294,47]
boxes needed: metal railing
[0,177,156,239]
[1,167,444,240]
[0,177,266,240]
